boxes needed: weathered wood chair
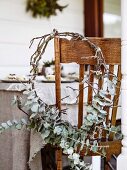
[54,36,121,170]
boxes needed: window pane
[103,0,121,37]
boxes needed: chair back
[54,37,121,169]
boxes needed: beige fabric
[29,131,45,170]
[0,91,30,170]
[0,89,46,170]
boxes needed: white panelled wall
[0,0,83,78]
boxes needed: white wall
[0,0,84,78]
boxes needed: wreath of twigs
[0,30,122,169]
[30,29,107,76]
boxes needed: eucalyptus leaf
[86,139,89,146]
[44,122,50,128]
[104,97,112,103]
[39,105,45,112]
[67,147,74,155]
[99,90,109,98]
[13,119,18,125]
[99,109,107,115]
[11,95,17,105]
[60,139,66,148]
[7,120,13,127]
[92,102,101,111]
[94,97,106,106]
[30,113,37,119]
[31,103,39,112]
[104,101,112,106]
[16,124,22,130]
[98,114,105,119]
[102,147,106,156]
[21,118,27,125]
[80,141,85,151]
[1,123,9,129]
[50,114,58,120]
[23,90,30,95]
[41,130,50,139]
[91,145,98,153]
[84,119,93,126]
[54,126,63,135]
[107,79,113,89]
[112,76,118,85]
[86,105,94,113]
[27,94,35,100]
[24,100,33,106]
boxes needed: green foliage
[43,59,55,67]
[26,0,68,18]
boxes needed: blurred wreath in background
[26,0,68,18]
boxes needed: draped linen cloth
[0,90,30,170]
[0,82,81,170]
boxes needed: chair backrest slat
[60,38,120,65]
[109,65,121,140]
[109,65,114,76]
[111,65,121,126]
[54,37,61,111]
[78,64,85,128]
[87,65,94,104]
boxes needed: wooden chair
[54,36,121,170]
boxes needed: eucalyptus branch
[18,107,29,116]
[55,95,70,106]
[16,96,29,116]
[96,125,122,136]
[0,119,28,133]
[66,136,108,157]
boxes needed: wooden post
[117,0,127,169]
[54,37,62,170]
[84,0,103,37]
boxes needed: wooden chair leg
[56,148,62,170]
[105,163,110,170]
[104,156,112,170]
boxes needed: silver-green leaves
[0,66,121,169]
[0,118,28,133]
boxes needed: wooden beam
[84,0,103,37]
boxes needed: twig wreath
[0,30,122,170]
